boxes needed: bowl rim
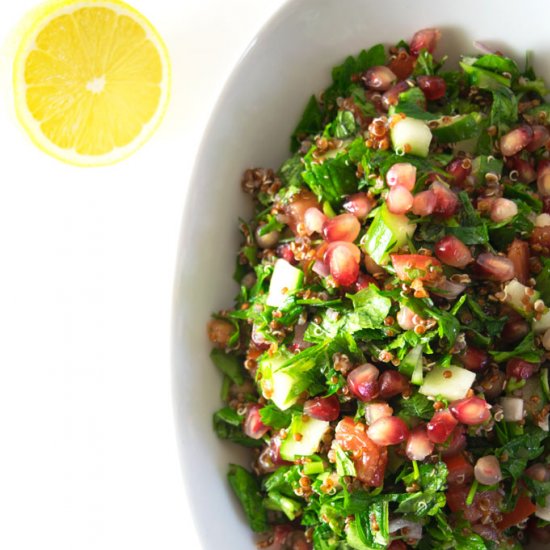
[170,0,294,545]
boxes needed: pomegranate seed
[386,162,417,191]
[303,395,340,421]
[429,278,467,301]
[367,416,409,446]
[526,125,550,152]
[277,243,295,264]
[386,185,414,214]
[450,397,491,425]
[351,273,378,292]
[458,346,489,372]
[446,157,472,185]
[427,410,458,443]
[474,253,515,282]
[388,49,416,80]
[506,358,540,380]
[304,207,326,235]
[343,193,374,220]
[500,125,534,157]
[431,181,459,217]
[324,241,361,264]
[507,239,530,284]
[361,66,397,91]
[410,28,441,55]
[501,317,530,343]
[284,190,320,235]
[474,455,503,485]
[312,259,330,278]
[406,426,434,460]
[388,541,408,550]
[324,242,361,286]
[490,198,518,222]
[323,213,361,243]
[379,371,410,399]
[381,81,410,110]
[434,235,473,268]
[417,75,446,100]
[507,156,536,183]
[396,305,416,330]
[438,426,467,457]
[537,159,550,196]
[364,402,393,425]
[412,189,436,216]
[328,246,360,286]
[347,363,380,402]
[243,404,269,439]
[544,197,550,214]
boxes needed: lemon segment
[14,0,170,166]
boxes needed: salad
[207,28,550,549]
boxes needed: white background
[0,0,284,548]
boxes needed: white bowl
[172,0,550,547]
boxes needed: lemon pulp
[14,0,170,166]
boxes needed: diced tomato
[390,254,442,283]
[334,417,388,487]
[498,494,537,530]
[443,452,474,486]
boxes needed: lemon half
[13,0,171,166]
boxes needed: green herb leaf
[259,404,294,429]
[490,332,544,363]
[213,407,264,448]
[291,95,323,152]
[211,348,244,385]
[227,464,269,532]
[334,444,357,477]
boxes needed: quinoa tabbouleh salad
[207,28,550,549]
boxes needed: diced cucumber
[362,204,417,265]
[400,344,424,385]
[430,113,482,143]
[266,259,304,309]
[460,61,511,90]
[419,365,476,401]
[521,375,548,419]
[257,347,319,410]
[534,309,550,334]
[471,155,503,185]
[257,349,298,410]
[346,520,371,550]
[280,415,329,460]
[391,117,432,157]
[503,279,540,319]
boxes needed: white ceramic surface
[172,1,550,547]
